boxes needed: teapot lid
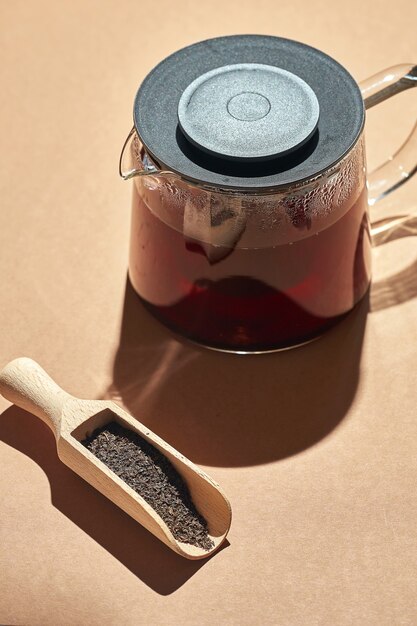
[134,35,364,190]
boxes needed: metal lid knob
[177,63,320,161]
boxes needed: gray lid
[134,35,365,190]
[177,63,320,161]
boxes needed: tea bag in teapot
[183,194,246,264]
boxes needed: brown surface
[1,1,417,624]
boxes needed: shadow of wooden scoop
[0,358,231,559]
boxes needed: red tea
[129,183,371,351]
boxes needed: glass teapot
[120,35,417,353]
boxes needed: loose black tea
[81,421,214,551]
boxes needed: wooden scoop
[0,358,231,559]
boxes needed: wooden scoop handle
[0,358,71,438]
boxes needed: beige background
[1,1,417,625]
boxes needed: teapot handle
[360,65,417,311]
[360,64,417,206]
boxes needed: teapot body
[128,133,371,352]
